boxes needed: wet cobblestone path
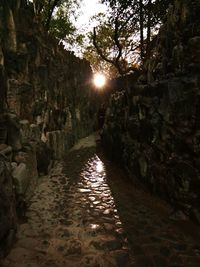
[2,134,200,267]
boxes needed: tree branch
[93,27,115,65]
[93,26,138,75]
[45,0,60,31]
[118,10,136,33]
[114,17,122,62]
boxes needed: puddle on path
[78,155,119,222]
[66,154,128,240]
[59,153,134,266]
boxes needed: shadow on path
[96,144,200,267]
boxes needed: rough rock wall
[102,0,200,223]
[0,155,17,256]
[2,1,94,145]
[0,0,96,252]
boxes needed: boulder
[12,163,29,196]
[29,124,40,142]
[19,120,29,143]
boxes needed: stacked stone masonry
[0,0,96,253]
[102,0,200,223]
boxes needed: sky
[75,0,107,30]
[66,0,108,56]
[29,0,108,55]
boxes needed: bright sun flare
[93,73,106,88]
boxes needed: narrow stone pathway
[2,134,200,267]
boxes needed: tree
[91,0,173,75]
[82,13,126,77]
[31,0,84,47]
[49,6,76,40]
[90,8,141,76]
[83,43,119,78]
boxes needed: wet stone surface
[2,134,200,267]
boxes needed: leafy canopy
[84,0,173,76]
[31,0,83,46]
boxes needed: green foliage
[102,0,173,23]
[32,0,82,46]
[83,11,137,77]
[84,2,142,75]
[87,0,173,76]
[49,5,76,40]
[83,43,119,78]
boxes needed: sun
[93,73,106,88]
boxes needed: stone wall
[0,0,95,150]
[102,0,200,223]
[0,155,17,257]
[0,0,96,252]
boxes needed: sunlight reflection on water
[96,160,104,173]
[79,154,123,229]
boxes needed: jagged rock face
[0,0,97,251]
[0,156,17,252]
[0,0,95,150]
[144,0,200,83]
[102,0,200,223]
[0,0,96,194]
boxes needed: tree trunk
[146,0,152,57]
[139,0,144,61]
[45,0,60,31]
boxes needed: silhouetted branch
[93,27,115,66]
[93,26,138,75]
